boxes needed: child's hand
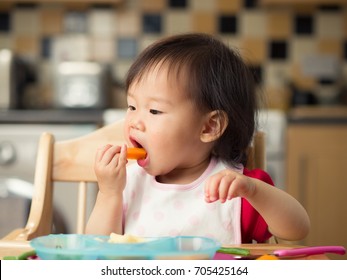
[94,144,128,196]
[204,169,256,203]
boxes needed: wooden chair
[0,119,266,242]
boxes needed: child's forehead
[131,60,189,87]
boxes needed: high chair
[0,119,266,242]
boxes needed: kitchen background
[0,0,347,109]
[1,0,347,258]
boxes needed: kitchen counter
[0,109,104,125]
[288,106,347,124]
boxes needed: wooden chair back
[1,120,265,241]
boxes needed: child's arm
[85,144,128,235]
[204,169,310,241]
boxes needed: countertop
[288,106,347,124]
[0,109,105,124]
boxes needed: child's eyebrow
[127,91,174,106]
[149,96,173,106]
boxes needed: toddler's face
[124,65,211,182]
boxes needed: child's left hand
[204,169,256,203]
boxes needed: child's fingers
[99,145,122,165]
[205,172,224,202]
[119,144,128,165]
[95,144,112,162]
[218,176,233,203]
[205,170,237,203]
[109,144,128,167]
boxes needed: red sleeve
[241,168,274,243]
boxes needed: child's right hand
[94,144,128,196]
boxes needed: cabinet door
[287,125,347,259]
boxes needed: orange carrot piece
[126,148,147,160]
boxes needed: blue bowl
[30,234,220,260]
[30,234,100,260]
[153,236,221,260]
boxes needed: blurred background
[0,0,346,109]
[0,0,346,258]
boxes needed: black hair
[125,33,259,166]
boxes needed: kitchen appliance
[0,49,36,109]
[0,123,98,237]
[54,61,110,109]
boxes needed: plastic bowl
[91,235,175,260]
[30,234,220,260]
[154,236,221,260]
[30,234,100,260]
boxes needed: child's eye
[149,109,162,115]
[128,105,136,111]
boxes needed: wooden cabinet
[286,117,347,259]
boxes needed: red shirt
[241,168,274,243]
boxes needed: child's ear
[200,110,228,143]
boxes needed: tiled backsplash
[0,0,347,109]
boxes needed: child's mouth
[129,138,148,164]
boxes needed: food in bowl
[108,233,146,243]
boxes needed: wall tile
[140,35,162,52]
[0,12,10,32]
[291,38,317,62]
[143,13,162,33]
[192,12,215,34]
[244,0,258,9]
[165,11,192,35]
[217,0,242,13]
[89,9,115,36]
[267,9,292,40]
[295,15,314,35]
[220,35,241,51]
[13,36,39,57]
[117,10,140,36]
[117,37,138,59]
[191,0,216,12]
[291,62,316,90]
[240,37,266,64]
[264,62,290,88]
[269,41,288,60]
[168,0,187,8]
[113,60,133,82]
[141,0,166,12]
[265,86,292,111]
[39,6,63,35]
[316,12,343,39]
[240,10,266,38]
[91,37,115,62]
[318,39,342,57]
[64,11,87,33]
[219,15,237,34]
[52,35,91,62]
[13,8,39,36]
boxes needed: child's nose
[130,118,145,131]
